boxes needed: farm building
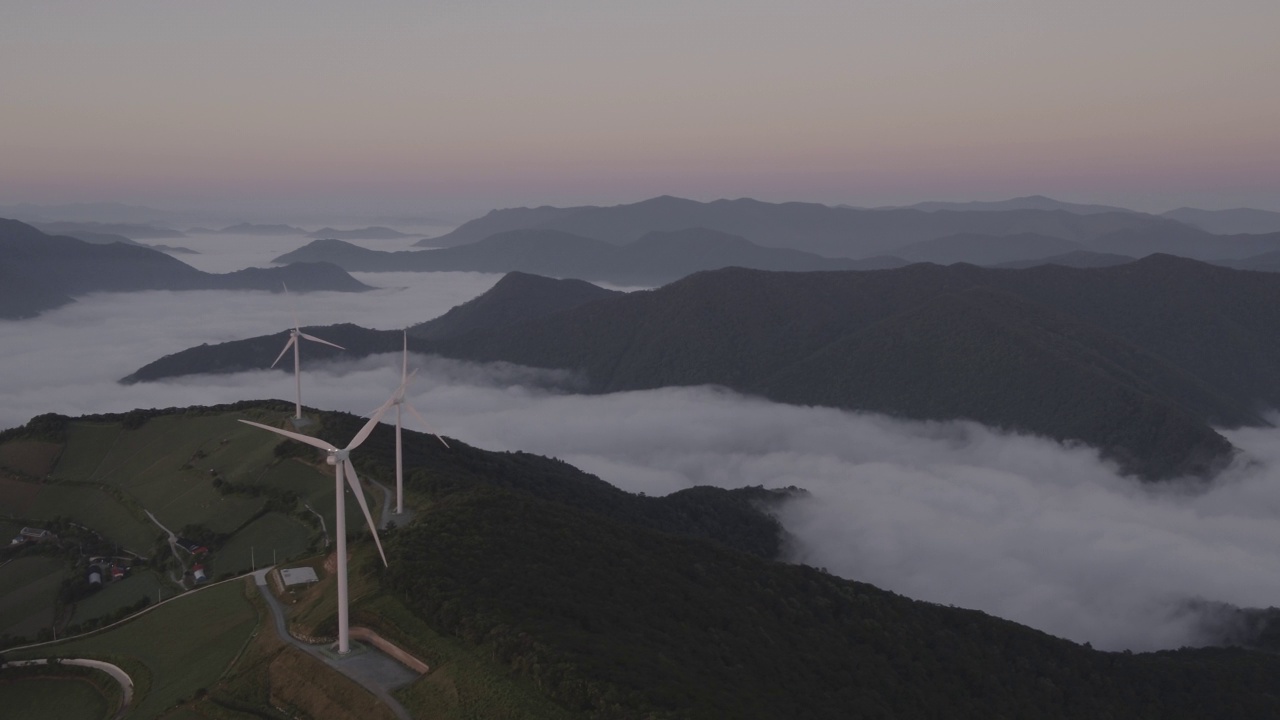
[280,567,319,586]
[192,564,208,583]
[9,527,56,545]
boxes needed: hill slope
[6,403,1280,718]
[123,258,1280,479]
[384,479,1280,719]
[122,272,618,382]
[409,271,624,340]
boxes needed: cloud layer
[3,238,1279,651]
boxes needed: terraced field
[8,578,261,720]
[0,438,61,477]
[0,407,377,648]
[0,555,64,639]
[69,570,165,626]
[0,676,110,720]
[211,511,314,577]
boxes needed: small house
[13,527,55,544]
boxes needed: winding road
[302,503,329,546]
[144,509,188,586]
[2,657,134,718]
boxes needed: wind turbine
[271,283,344,421]
[239,394,396,655]
[388,331,449,515]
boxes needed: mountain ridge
[121,257,1280,479]
[418,195,1193,258]
[0,218,372,319]
[274,227,907,285]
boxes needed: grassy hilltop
[4,403,1280,718]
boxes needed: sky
[2,0,1278,219]
[4,232,1280,651]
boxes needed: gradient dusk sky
[2,0,1277,218]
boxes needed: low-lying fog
[2,231,1278,652]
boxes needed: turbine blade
[346,395,395,450]
[395,367,419,401]
[270,336,296,368]
[238,419,335,452]
[401,331,408,384]
[299,332,345,350]
[405,402,450,448]
[282,282,300,330]
[344,458,388,566]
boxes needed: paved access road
[251,568,417,720]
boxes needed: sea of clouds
[3,230,1279,651]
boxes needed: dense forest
[7,404,1280,718]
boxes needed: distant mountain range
[0,219,372,319]
[994,250,1136,269]
[212,222,308,235]
[888,195,1138,214]
[407,196,1280,265]
[1162,207,1280,235]
[32,220,186,240]
[277,216,1280,280]
[274,227,911,285]
[0,201,184,225]
[125,256,1280,479]
[893,232,1083,265]
[308,226,412,239]
[417,195,1182,257]
[25,223,200,255]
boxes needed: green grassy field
[52,422,123,481]
[0,555,64,639]
[70,570,164,626]
[0,676,109,720]
[45,414,347,542]
[0,519,27,542]
[9,578,260,720]
[27,482,155,551]
[213,512,313,577]
[0,438,61,477]
[0,476,41,518]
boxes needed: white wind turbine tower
[271,284,344,422]
[239,392,398,655]
[388,331,449,515]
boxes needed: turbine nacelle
[271,283,346,420]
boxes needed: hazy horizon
[3,1,1278,219]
